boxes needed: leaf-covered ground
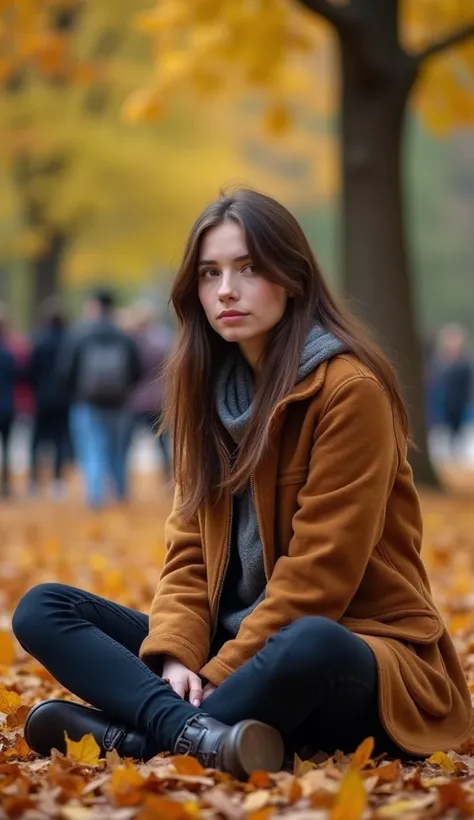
[1,470,474,819]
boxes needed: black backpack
[77,334,132,406]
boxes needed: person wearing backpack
[57,289,141,509]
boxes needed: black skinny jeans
[12,583,403,760]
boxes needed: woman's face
[197,221,289,371]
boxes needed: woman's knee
[12,582,66,648]
[275,616,374,674]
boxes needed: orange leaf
[372,759,401,782]
[350,736,374,770]
[331,769,367,820]
[248,810,274,820]
[172,755,206,776]
[0,631,16,666]
[1,795,34,816]
[249,770,273,788]
[437,782,474,813]
[14,733,29,759]
[0,688,23,715]
[136,795,198,820]
[64,732,101,766]
[111,763,145,792]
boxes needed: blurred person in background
[433,323,473,456]
[57,288,142,510]
[28,297,71,500]
[0,304,18,498]
[127,300,174,484]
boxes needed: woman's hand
[162,655,203,707]
[202,682,217,701]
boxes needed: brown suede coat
[140,355,473,755]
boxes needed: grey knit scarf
[216,324,348,443]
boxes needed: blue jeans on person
[11,583,405,761]
[70,404,131,509]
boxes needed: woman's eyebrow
[198,254,251,266]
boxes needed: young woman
[12,190,472,778]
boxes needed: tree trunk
[339,38,439,486]
[31,230,67,322]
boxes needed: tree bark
[31,230,67,322]
[338,37,439,485]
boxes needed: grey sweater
[212,325,348,651]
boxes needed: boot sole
[226,720,285,779]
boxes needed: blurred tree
[0,1,296,322]
[133,0,474,485]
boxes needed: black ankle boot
[174,713,284,780]
[24,699,150,760]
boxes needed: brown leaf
[372,759,401,783]
[6,705,31,729]
[1,795,35,817]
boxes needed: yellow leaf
[427,750,457,774]
[64,732,101,767]
[0,631,15,666]
[0,687,23,715]
[331,769,367,820]
[378,796,435,817]
[350,736,374,770]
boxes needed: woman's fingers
[169,680,186,700]
[189,674,203,707]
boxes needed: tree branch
[415,22,474,64]
[296,0,356,31]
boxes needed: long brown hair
[162,188,409,521]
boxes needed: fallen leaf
[293,753,316,777]
[350,736,374,770]
[426,750,457,774]
[331,769,367,820]
[1,795,35,817]
[136,795,198,820]
[249,770,272,788]
[0,687,23,715]
[242,789,271,812]
[64,732,101,766]
[172,755,206,776]
[6,704,31,728]
[0,631,15,666]
[378,795,436,817]
[60,808,97,820]
[437,781,474,813]
[247,810,274,820]
[372,759,401,783]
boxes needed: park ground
[1,468,474,819]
